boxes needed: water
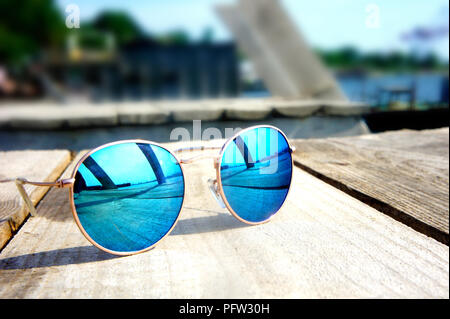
[242,73,448,106]
[338,73,447,105]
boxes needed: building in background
[45,33,239,101]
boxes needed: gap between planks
[291,128,449,246]
[0,158,448,298]
[293,160,449,245]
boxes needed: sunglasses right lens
[72,142,184,254]
[219,127,292,223]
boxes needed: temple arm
[0,177,74,216]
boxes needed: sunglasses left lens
[72,142,184,254]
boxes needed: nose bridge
[173,144,226,208]
[180,155,226,207]
[179,154,219,164]
[174,145,222,165]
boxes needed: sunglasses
[9,125,295,256]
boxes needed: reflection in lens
[220,127,292,223]
[73,142,184,253]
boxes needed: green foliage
[0,0,66,65]
[316,46,447,72]
[157,30,191,45]
[65,21,113,51]
[200,27,214,44]
[91,11,143,46]
[2,1,444,73]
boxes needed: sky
[57,0,449,61]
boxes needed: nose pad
[207,178,226,208]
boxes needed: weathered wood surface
[292,128,449,245]
[0,98,370,130]
[0,144,447,298]
[0,150,71,250]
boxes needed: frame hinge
[58,178,75,188]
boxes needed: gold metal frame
[6,125,295,256]
[215,125,295,226]
[68,140,186,256]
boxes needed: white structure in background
[216,0,348,101]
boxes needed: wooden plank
[224,99,273,120]
[0,99,371,131]
[273,100,322,118]
[292,128,449,245]
[157,100,225,122]
[0,104,118,129]
[0,150,71,250]
[117,102,170,125]
[0,146,447,298]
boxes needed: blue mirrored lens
[220,127,292,223]
[73,142,184,253]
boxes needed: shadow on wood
[170,208,251,236]
[0,246,123,270]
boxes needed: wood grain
[0,145,447,298]
[0,150,71,250]
[292,128,449,245]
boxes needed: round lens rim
[68,139,185,256]
[216,125,294,225]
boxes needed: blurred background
[0,0,448,150]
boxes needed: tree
[200,27,214,44]
[157,30,191,45]
[91,11,144,47]
[0,0,66,65]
